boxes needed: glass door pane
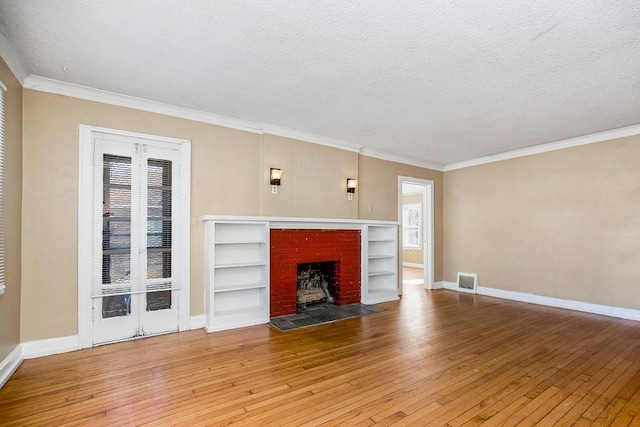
[102,155,132,318]
[146,158,172,311]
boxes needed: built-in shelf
[204,220,270,332]
[201,216,399,332]
[214,261,267,269]
[362,224,399,305]
[215,283,267,293]
[214,305,264,318]
[214,240,267,245]
[368,270,395,276]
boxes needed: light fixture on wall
[347,178,357,200]
[270,168,282,194]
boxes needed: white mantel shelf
[200,215,398,229]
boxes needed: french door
[90,134,184,345]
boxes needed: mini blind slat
[90,131,181,305]
[0,83,6,290]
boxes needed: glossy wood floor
[3,285,640,426]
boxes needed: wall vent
[456,272,478,294]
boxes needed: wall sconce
[270,168,282,194]
[347,178,357,200]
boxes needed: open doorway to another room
[398,177,434,295]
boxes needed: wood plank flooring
[3,284,640,425]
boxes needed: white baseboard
[443,281,458,291]
[190,314,205,330]
[477,286,640,322]
[21,335,80,359]
[432,281,446,290]
[402,262,424,268]
[440,282,640,322]
[0,346,23,388]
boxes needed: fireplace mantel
[200,215,398,230]
[201,216,399,332]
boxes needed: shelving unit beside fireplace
[202,215,399,332]
[204,220,270,332]
[362,224,399,304]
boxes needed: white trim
[14,77,640,173]
[21,76,449,171]
[200,215,398,227]
[0,284,5,295]
[78,125,191,348]
[78,125,93,349]
[360,147,445,171]
[190,314,205,330]
[0,346,23,388]
[0,32,28,84]
[398,177,435,292]
[444,124,640,171]
[402,262,423,268]
[432,281,446,290]
[443,281,458,291]
[440,282,640,322]
[261,123,363,153]
[25,76,262,134]
[0,80,6,92]
[177,140,191,332]
[477,286,640,322]
[22,335,80,359]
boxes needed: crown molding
[360,147,445,172]
[25,74,635,174]
[23,75,264,134]
[0,30,28,84]
[22,74,447,170]
[261,123,364,153]
[444,124,640,172]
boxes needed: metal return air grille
[456,272,478,294]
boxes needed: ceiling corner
[0,29,28,85]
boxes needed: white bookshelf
[204,220,269,332]
[362,224,399,304]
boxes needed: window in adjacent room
[0,80,6,295]
[402,202,421,249]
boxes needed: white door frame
[78,125,191,348]
[398,176,434,293]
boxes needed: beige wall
[358,156,443,281]
[0,57,22,361]
[21,90,263,341]
[401,192,424,265]
[262,134,358,218]
[21,90,443,341]
[444,135,640,310]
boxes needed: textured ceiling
[0,0,639,165]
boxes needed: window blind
[0,81,6,294]
[90,130,182,311]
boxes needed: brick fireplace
[270,229,362,317]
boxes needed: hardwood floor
[3,285,640,426]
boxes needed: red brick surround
[270,229,362,317]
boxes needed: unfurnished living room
[0,1,639,425]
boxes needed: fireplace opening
[296,261,337,310]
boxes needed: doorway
[398,176,434,295]
[79,126,191,347]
